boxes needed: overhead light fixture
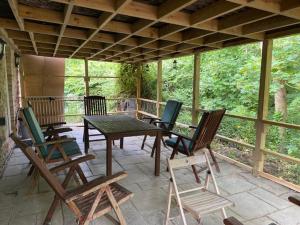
[173,60,177,70]
[145,64,149,72]
[0,39,6,60]
[15,53,20,68]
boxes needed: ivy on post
[192,52,200,126]
[157,59,162,117]
[84,58,90,96]
[253,39,273,176]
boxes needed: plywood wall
[22,55,65,96]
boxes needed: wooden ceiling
[1,0,300,63]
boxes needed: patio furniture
[21,107,81,174]
[288,196,300,206]
[141,100,182,157]
[11,134,133,225]
[165,109,226,183]
[84,115,162,176]
[83,95,108,143]
[164,154,233,225]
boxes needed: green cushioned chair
[141,100,182,157]
[22,107,81,164]
[165,109,226,183]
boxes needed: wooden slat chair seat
[141,100,182,157]
[22,107,81,163]
[165,154,233,225]
[165,109,226,183]
[11,134,133,225]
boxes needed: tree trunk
[274,81,287,153]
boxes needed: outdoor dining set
[12,96,300,225]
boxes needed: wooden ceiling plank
[54,2,75,56]
[70,0,132,58]
[191,0,242,25]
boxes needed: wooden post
[19,58,26,107]
[136,64,142,117]
[253,40,273,176]
[192,52,200,126]
[157,60,162,117]
[84,58,90,96]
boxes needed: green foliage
[116,63,139,97]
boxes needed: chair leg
[141,135,147,149]
[164,183,173,225]
[43,196,60,225]
[106,187,127,225]
[151,137,157,158]
[27,164,35,176]
[191,165,201,183]
[207,145,220,173]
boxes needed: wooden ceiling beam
[54,2,74,56]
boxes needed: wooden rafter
[53,2,74,56]
[0,0,299,62]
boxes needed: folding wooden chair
[165,109,226,183]
[141,100,182,157]
[164,154,233,225]
[11,134,133,225]
[21,107,81,176]
[83,96,107,143]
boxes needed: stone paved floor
[0,127,300,225]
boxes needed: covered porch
[0,0,300,225]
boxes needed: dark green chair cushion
[45,140,81,160]
[23,107,48,155]
[165,137,192,154]
[160,100,182,130]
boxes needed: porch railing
[137,97,300,192]
[24,96,137,125]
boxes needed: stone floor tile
[269,206,300,225]
[244,217,279,225]
[249,188,294,209]
[229,192,277,220]
[9,214,37,225]
[217,174,257,194]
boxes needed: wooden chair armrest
[34,137,76,147]
[189,125,197,129]
[65,171,128,202]
[40,122,66,128]
[43,127,73,137]
[288,196,300,206]
[50,154,95,173]
[223,217,244,225]
[170,131,193,141]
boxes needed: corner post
[253,39,273,176]
[84,58,90,96]
[192,52,200,126]
[157,59,162,117]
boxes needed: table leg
[155,131,161,176]
[84,119,89,154]
[120,138,124,149]
[106,137,113,176]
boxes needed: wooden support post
[136,64,142,118]
[19,58,26,107]
[192,52,200,126]
[84,58,89,96]
[253,39,273,176]
[157,60,162,117]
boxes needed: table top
[84,115,162,136]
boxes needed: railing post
[157,59,162,117]
[136,64,142,117]
[19,58,26,107]
[84,58,90,96]
[192,52,200,126]
[253,39,273,176]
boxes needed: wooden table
[83,115,162,176]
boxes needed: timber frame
[1,0,300,63]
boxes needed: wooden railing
[137,97,300,191]
[24,96,137,124]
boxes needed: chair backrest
[10,134,66,199]
[84,96,107,116]
[190,109,226,151]
[160,100,183,130]
[22,107,48,155]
